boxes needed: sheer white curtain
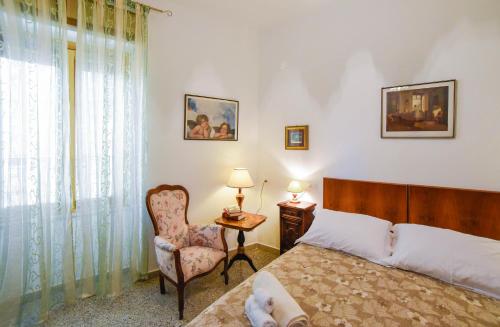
[0,0,150,324]
[73,0,149,297]
[0,0,75,325]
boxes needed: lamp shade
[227,168,254,188]
[287,180,303,193]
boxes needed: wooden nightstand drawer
[278,201,316,254]
[281,208,303,218]
[281,213,302,223]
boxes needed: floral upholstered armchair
[146,185,228,320]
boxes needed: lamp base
[236,188,244,211]
[289,194,300,203]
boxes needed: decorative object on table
[278,201,316,254]
[285,125,309,150]
[381,80,456,138]
[227,168,254,210]
[223,205,245,221]
[184,94,239,141]
[287,180,303,203]
[146,185,229,320]
[215,212,267,273]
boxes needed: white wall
[146,0,500,256]
[256,0,500,248]
[146,2,261,270]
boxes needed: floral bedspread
[187,243,500,327]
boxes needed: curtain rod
[133,1,173,16]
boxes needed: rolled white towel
[253,271,309,327]
[254,287,274,314]
[245,295,278,327]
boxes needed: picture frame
[184,94,239,141]
[285,125,309,150]
[381,80,456,138]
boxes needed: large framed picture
[285,125,309,150]
[184,94,239,141]
[381,80,456,138]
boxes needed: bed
[187,178,500,326]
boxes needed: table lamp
[287,180,303,203]
[227,168,254,210]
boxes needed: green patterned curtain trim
[103,0,143,13]
[81,0,149,41]
[0,0,63,20]
[0,0,67,58]
[0,0,149,40]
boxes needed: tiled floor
[44,246,278,326]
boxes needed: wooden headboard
[323,178,500,240]
[323,178,407,224]
[408,185,500,240]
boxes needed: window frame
[68,41,77,212]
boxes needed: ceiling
[145,0,331,30]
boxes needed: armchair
[146,185,228,319]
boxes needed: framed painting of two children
[184,94,239,141]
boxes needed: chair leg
[177,284,185,320]
[159,274,166,294]
[223,257,229,285]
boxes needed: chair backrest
[146,185,190,248]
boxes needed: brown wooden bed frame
[323,178,500,240]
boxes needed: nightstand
[277,201,317,254]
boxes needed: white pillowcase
[296,209,393,264]
[385,224,500,299]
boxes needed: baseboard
[254,243,280,256]
[228,242,279,256]
[147,242,280,276]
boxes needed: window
[0,40,77,210]
[0,56,62,207]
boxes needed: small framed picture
[184,94,239,141]
[285,125,309,150]
[381,80,456,138]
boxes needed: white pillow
[296,209,393,264]
[385,224,500,299]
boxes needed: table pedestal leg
[222,230,258,274]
